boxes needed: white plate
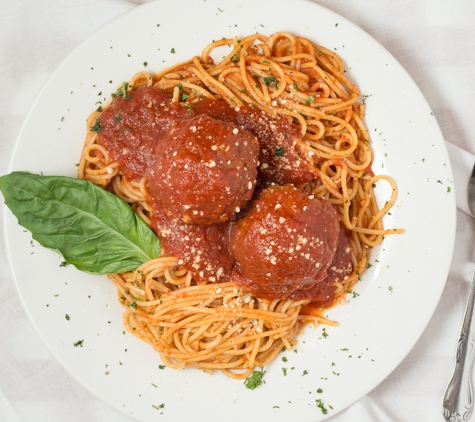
[5,0,456,420]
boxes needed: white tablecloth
[1,0,475,421]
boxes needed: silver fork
[443,163,475,421]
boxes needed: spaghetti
[78,32,402,378]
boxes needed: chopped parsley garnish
[114,109,122,123]
[302,370,308,376]
[282,356,288,362]
[158,365,166,369]
[73,339,84,347]
[230,53,239,63]
[244,368,266,390]
[275,146,285,156]
[90,118,102,133]
[316,399,328,414]
[181,92,189,102]
[183,103,194,115]
[263,76,278,87]
[59,261,69,267]
[282,368,287,376]
[317,388,323,393]
[305,95,315,105]
[171,48,176,54]
[143,61,148,67]
[111,82,129,100]
[65,314,70,321]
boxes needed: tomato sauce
[98,86,353,305]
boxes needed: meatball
[194,98,319,185]
[149,204,234,283]
[229,184,340,300]
[235,109,319,185]
[149,114,259,225]
[98,86,185,180]
[290,226,353,305]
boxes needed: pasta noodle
[108,258,333,379]
[78,32,402,378]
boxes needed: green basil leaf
[0,171,161,274]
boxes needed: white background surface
[1,0,474,421]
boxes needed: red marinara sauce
[98,86,353,305]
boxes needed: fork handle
[443,267,475,421]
